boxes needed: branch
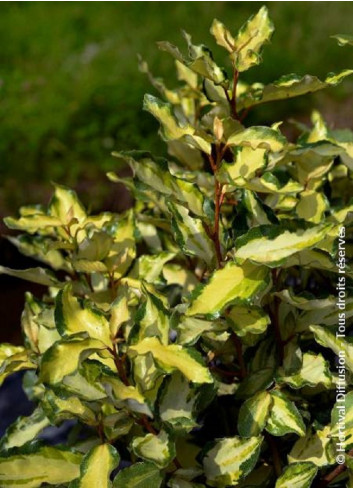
[271,269,284,364]
[265,432,282,477]
[232,332,247,379]
[230,69,239,120]
[321,448,353,485]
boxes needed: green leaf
[231,6,274,72]
[186,261,269,317]
[310,325,353,373]
[221,147,267,181]
[131,430,176,469]
[105,211,136,278]
[238,70,353,110]
[102,374,150,416]
[40,336,105,385]
[143,94,194,141]
[114,151,207,217]
[233,173,303,195]
[277,352,333,389]
[176,316,215,346]
[159,372,198,432]
[109,285,130,338]
[4,214,63,234]
[228,126,286,152]
[163,263,198,294]
[55,285,111,345]
[77,443,119,488]
[237,391,272,436]
[169,203,215,267]
[136,286,170,345]
[62,363,107,401]
[131,252,176,283]
[288,426,335,467]
[210,19,235,53]
[227,305,270,337]
[0,344,36,386]
[113,462,163,488]
[0,407,49,450]
[158,32,226,85]
[235,368,275,399]
[42,389,96,425]
[203,436,263,486]
[296,190,328,223]
[129,337,213,384]
[49,183,87,224]
[275,462,318,488]
[332,34,353,47]
[0,265,60,287]
[266,391,306,437]
[235,223,332,267]
[102,408,133,441]
[0,445,82,488]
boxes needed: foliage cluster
[1,7,353,488]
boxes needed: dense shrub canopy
[0,7,353,488]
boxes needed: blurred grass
[0,1,352,214]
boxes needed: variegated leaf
[77,443,119,488]
[237,391,272,436]
[266,391,306,437]
[186,261,269,317]
[131,430,176,469]
[129,337,212,384]
[113,462,163,488]
[275,462,318,488]
[203,436,263,486]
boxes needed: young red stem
[108,346,130,386]
[208,151,224,268]
[230,69,239,120]
[321,447,353,485]
[271,269,284,364]
[265,432,282,477]
[232,332,247,379]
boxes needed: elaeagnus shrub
[0,7,353,488]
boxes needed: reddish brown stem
[230,69,239,120]
[222,198,238,206]
[321,447,353,485]
[213,179,224,268]
[208,149,224,269]
[232,333,247,379]
[271,269,284,364]
[265,432,282,477]
[108,346,130,386]
[210,365,242,378]
[97,417,105,443]
[140,414,158,435]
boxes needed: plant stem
[108,346,158,436]
[108,346,130,386]
[213,179,224,268]
[232,332,247,379]
[208,151,224,268]
[140,414,158,435]
[321,448,353,485]
[265,432,282,477]
[271,269,284,364]
[209,364,242,379]
[97,417,105,443]
[230,69,239,120]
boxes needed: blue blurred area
[0,372,34,438]
[0,371,74,444]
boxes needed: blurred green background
[1,1,353,219]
